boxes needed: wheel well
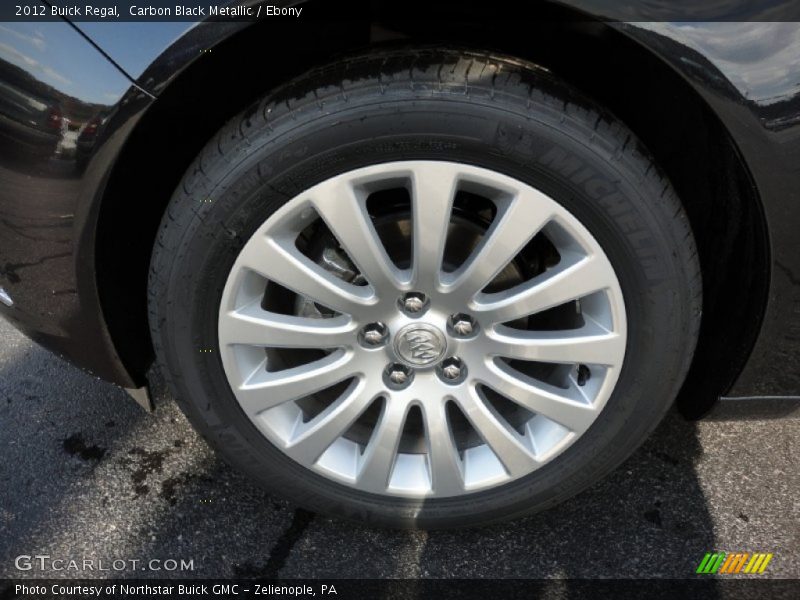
[96,7,769,417]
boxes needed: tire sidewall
[153,87,695,528]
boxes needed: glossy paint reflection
[1,12,799,398]
[634,22,800,129]
[0,23,130,174]
[0,22,148,385]
[619,22,800,396]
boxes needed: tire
[148,47,701,529]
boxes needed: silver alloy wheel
[218,161,627,498]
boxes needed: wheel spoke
[421,401,464,495]
[220,161,628,498]
[239,235,374,316]
[312,179,404,294]
[472,254,609,323]
[443,192,552,301]
[235,351,355,416]
[487,323,624,366]
[357,399,410,492]
[482,361,598,432]
[286,379,380,464]
[410,163,459,290]
[455,385,538,476]
[219,304,357,348]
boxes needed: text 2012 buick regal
[1,2,799,527]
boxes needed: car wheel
[148,48,701,528]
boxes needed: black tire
[148,47,701,529]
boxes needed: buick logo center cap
[394,323,447,367]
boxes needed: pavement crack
[233,508,315,578]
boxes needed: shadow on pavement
[0,332,720,591]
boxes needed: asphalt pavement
[0,316,798,580]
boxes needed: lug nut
[438,357,467,385]
[399,291,429,316]
[359,322,388,348]
[384,363,414,390]
[448,313,477,338]
[442,362,461,380]
[390,368,409,385]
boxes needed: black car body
[1,2,798,420]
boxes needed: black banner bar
[2,1,800,23]
[2,579,800,600]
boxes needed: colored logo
[696,552,773,575]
